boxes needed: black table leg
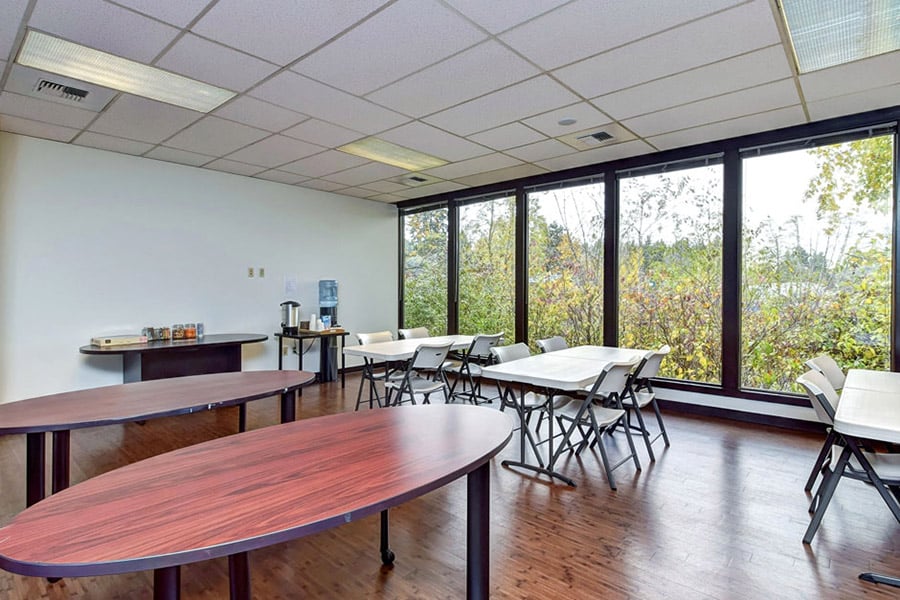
[860,572,900,587]
[26,432,45,507]
[467,462,490,600]
[154,566,180,600]
[380,509,395,564]
[340,335,346,388]
[229,552,250,600]
[238,404,247,432]
[51,430,70,494]
[280,390,296,423]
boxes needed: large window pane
[528,181,604,348]
[619,165,723,383]
[458,196,515,337]
[741,135,893,392]
[402,208,447,335]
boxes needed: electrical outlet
[248,267,254,278]
[259,267,265,278]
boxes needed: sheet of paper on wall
[284,275,298,296]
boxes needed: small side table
[275,330,348,388]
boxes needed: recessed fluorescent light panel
[338,137,448,171]
[16,30,235,112]
[779,0,900,73]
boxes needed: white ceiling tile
[204,158,265,176]
[279,150,369,177]
[425,76,579,136]
[523,102,611,137]
[370,193,404,203]
[379,121,490,162]
[367,40,540,118]
[467,122,546,150]
[324,162,407,186]
[394,180,467,198]
[339,187,380,199]
[500,0,744,70]
[300,179,349,192]
[0,91,96,128]
[553,1,782,98]
[89,95,201,143]
[214,96,308,133]
[192,0,389,66]
[536,139,655,170]
[111,0,211,27]
[647,106,807,150]
[592,45,793,120]
[444,0,570,34]
[806,83,900,122]
[253,170,309,185]
[145,145,214,166]
[293,0,486,95]
[454,165,547,187]
[423,152,521,180]
[504,139,575,162]
[164,115,269,155]
[0,0,28,59]
[251,71,409,135]
[282,119,364,147]
[155,34,278,92]
[30,0,179,62]
[455,164,548,187]
[800,50,900,101]
[360,180,409,194]
[225,134,324,168]
[0,114,79,142]
[623,79,800,137]
[73,131,153,155]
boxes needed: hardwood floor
[0,373,898,599]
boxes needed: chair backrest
[589,358,641,398]
[468,332,504,358]
[536,336,568,353]
[410,343,453,370]
[804,355,846,390]
[398,327,429,339]
[357,330,393,345]
[491,343,531,364]
[796,369,839,424]
[634,344,671,380]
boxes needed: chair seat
[555,401,625,428]
[622,390,654,408]
[387,376,446,396]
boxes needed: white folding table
[480,346,648,486]
[808,368,900,587]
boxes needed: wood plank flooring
[0,373,898,599]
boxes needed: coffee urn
[280,300,301,334]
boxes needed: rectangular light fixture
[337,137,448,171]
[778,0,900,73]
[16,30,235,113]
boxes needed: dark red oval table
[0,404,513,600]
[0,370,314,507]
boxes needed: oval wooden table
[0,370,314,507]
[0,405,513,600]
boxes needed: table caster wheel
[381,549,395,565]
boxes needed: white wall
[0,132,398,401]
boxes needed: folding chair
[620,344,671,461]
[354,331,397,410]
[446,332,503,404]
[385,342,452,406]
[536,336,568,353]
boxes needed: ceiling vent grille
[34,79,89,103]
[393,173,442,187]
[576,130,615,147]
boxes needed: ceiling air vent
[575,130,615,147]
[34,79,89,103]
[393,173,442,187]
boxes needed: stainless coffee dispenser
[280,300,301,334]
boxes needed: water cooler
[319,280,338,381]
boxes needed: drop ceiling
[1,0,898,204]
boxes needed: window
[741,134,894,392]
[402,207,448,335]
[527,180,604,348]
[618,162,723,383]
[458,194,515,338]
